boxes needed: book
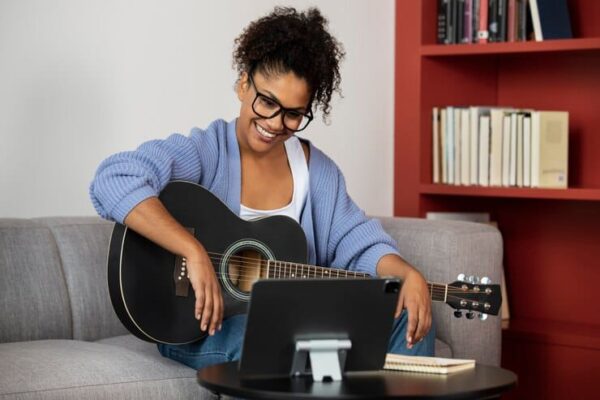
[531,111,569,188]
[433,108,441,184]
[441,108,448,183]
[478,0,489,43]
[501,114,511,186]
[523,115,532,187]
[437,0,450,44]
[529,0,572,41]
[384,354,475,374]
[489,109,507,186]
[478,115,491,186]
[460,108,470,185]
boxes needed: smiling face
[236,70,311,156]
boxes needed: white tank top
[239,136,309,223]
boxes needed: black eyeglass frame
[247,73,314,133]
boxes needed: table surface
[197,362,517,399]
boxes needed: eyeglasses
[247,74,313,132]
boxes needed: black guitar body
[108,181,308,345]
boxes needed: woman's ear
[236,72,249,101]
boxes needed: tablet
[238,278,400,379]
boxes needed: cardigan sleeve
[89,130,207,223]
[315,156,401,277]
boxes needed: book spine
[529,0,543,41]
[478,0,489,43]
[488,0,499,42]
[464,0,473,43]
[437,0,449,44]
[472,0,481,43]
[497,0,508,42]
[456,0,465,44]
[433,108,440,183]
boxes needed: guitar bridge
[173,227,195,297]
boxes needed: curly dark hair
[233,7,345,122]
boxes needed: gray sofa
[0,216,503,399]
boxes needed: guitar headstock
[446,274,502,320]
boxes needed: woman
[90,6,434,370]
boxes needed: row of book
[432,107,569,188]
[437,0,572,45]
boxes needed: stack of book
[432,107,569,188]
[437,0,572,44]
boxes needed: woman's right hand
[123,196,224,336]
[185,246,224,336]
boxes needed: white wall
[0,0,395,218]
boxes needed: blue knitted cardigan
[90,119,400,276]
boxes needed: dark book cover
[456,0,465,43]
[488,0,499,41]
[446,0,457,44]
[437,0,449,44]
[536,0,572,39]
[497,0,508,42]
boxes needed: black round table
[197,362,517,399]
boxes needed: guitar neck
[266,260,447,303]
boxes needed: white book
[478,115,491,186]
[441,108,448,184]
[531,111,569,188]
[501,114,512,187]
[454,108,462,186]
[460,108,470,185]
[489,109,506,187]
[509,113,517,186]
[433,107,440,184]
[469,107,480,185]
[529,0,543,41]
[447,107,455,185]
[523,115,532,187]
[516,113,524,187]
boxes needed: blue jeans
[157,310,435,370]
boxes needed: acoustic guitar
[107,181,501,345]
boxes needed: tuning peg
[454,311,463,318]
[480,276,491,284]
[466,275,474,283]
[478,313,489,321]
[466,312,475,320]
[457,273,466,282]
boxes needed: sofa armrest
[376,216,503,366]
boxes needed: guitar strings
[177,271,490,308]
[180,259,485,295]
[171,250,491,294]
[202,252,491,292]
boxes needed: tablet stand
[290,339,352,381]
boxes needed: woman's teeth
[256,123,276,139]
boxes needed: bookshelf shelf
[421,37,600,56]
[419,184,600,201]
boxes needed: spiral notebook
[383,354,475,374]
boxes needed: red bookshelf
[395,1,600,399]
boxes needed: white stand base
[290,339,352,381]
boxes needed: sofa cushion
[0,339,216,400]
[0,220,72,342]
[35,217,128,341]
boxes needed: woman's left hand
[395,268,432,349]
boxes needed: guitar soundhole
[221,242,274,301]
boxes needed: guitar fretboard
[266,260,447,303]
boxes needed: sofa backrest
[0,217,127,343]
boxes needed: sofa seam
[44,225,76,341]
